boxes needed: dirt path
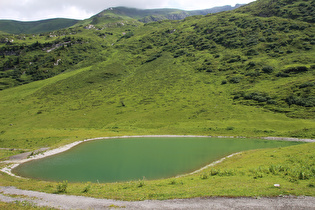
[0,186,314,210]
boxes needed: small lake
[13,137,303,183]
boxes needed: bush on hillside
[229,76,242,83]
[286,95,315,107]
[284,66,308,74]
[262,66,274,73]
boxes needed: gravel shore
[0,186,315,210]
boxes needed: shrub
[82,183,91,193]
[226,126,235,130]
[173,50,187,58]
[276,72,289,77]
[143,52,162,63]
[137,179,145,187]
[242,92,276,104]
[123,32,134,39]
[200,173,208,179]
[229,76,242,83]
[262,66,274,73]
[169,179,177,184]
[248,61,256,67]
[227,55,241,63]
[284,66,308,74]
[286,95,315,107]
[246,71,261,77]
[233,95,240,100]
[56,181,68,193]
[210,169,219,176]
[209,169,235,176]
[246,49,259,56]
[299,82,314,89]
[267,100,276,105]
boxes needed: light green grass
[0,200,55,210]
[0,51,314,149]
[1,52,314,149]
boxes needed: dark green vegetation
[237,0,315,23]
[0,19,79,34]
[14,137,301,183]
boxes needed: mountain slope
[0,18,79,34]
[0,0,314,149]
[88,5,244,24]
[236,0,315,23]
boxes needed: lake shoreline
[1,135,314,179]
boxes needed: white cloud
[0,0,255,21]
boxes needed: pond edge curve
[1,135,314,180]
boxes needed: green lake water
[13,137,303,183]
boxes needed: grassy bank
[0,142,314,200]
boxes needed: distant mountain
[0,18,79,34]
[0,5,244,34]
[186,4,245,16]
[90,5,244,24]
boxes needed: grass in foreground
[0,142,314,201]
[0,201,55,210]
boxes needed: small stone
[274,184,280,187]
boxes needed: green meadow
[0,49,314,149]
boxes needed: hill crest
[0,5,244,34]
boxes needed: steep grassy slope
[0,0,314,150]
[0,18,79,34]
[237,0,315,23]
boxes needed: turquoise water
[13,137,302,183]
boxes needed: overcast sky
[0,0,255,21]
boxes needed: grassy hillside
[0,18,79,34]
[237,0,315,23]
[0,0,314,150]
